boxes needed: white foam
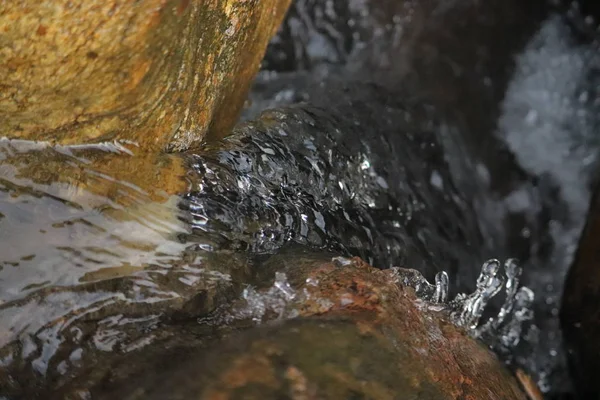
[497,15,600,392]
[499,16,598,221]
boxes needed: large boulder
[0,0,290,151]
[52,257,528,399]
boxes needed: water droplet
[457,259,505,329]
[430,171,444,190]
[240,272,299,323]
[274,272,296,301]
[305,277,319,286]
[433,271,449,303]
[399,259,535,356]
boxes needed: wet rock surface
[0,0,289,151]
[51,257,527,399]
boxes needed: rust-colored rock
[0,0,290,152]
[561,185,600,398]
[56,256,527,399]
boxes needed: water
[241,0,414,121]
[433,271,449,304]
[246,1,600,396]
[231,256,537,376]
[494,9,600,394]
[394,258,536,357]
[183,97,485,280]
[0,140,190,300]
[1,88,496,396]
[238,272,303,323]
[0,140,243,396]
[1,0,599,398]
[456,259,507,330]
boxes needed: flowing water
[1,0,599,398]
[245,1,600,396]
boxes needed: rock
[54,257,527,399]
[0,0,290,152]
[561,185,600,398]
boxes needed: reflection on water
[0,140,231,396]
[0,139,188,302]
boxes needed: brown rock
[561,185,600,398]
[60,257,527,400]
[0,0,290,152]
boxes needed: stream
[1,0,599,398]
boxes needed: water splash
[397,258,535,354]
[456,259,506,330]
[238,272,304,323]
[497,287,535,349]
[433,271,449,304]
[394,268,449,304]
[183,95,485,284]
[234,256,535,357]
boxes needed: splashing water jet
[396,258,535,356]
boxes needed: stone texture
[0,0,290,151]
[55,257,527,399]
